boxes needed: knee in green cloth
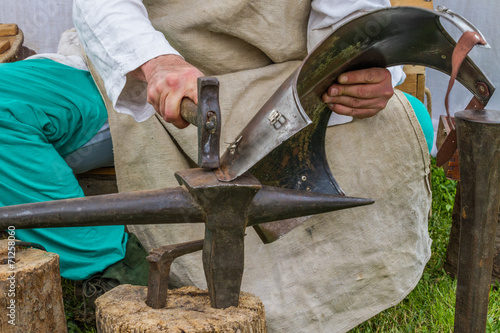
[101,233,150,286]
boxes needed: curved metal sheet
[245,6,495,242]
[249,6,494,195]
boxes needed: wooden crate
[390,0,433,9]
[396,65,427,104]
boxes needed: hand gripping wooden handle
[180,98,198,125]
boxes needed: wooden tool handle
[180,98,198,125]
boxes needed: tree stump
[0,240,67,332]
[96,285,267,332]
[0,24,23,63]
[445,186,500,284]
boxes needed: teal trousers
[0,59,127,280]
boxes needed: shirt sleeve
[73,0,180,121]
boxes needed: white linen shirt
[71,0,405,122]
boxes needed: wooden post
[453,109,500,332]
[96,285,267,332]
[0,241,67,332]
[445,186,500,285]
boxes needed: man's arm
[129,54,203,129]
[73,0,201,126]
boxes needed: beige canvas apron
[87,1,432,332]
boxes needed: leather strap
[436,31,487,167]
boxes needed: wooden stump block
[0,242,67,332]
[96,285,267,332]
[0,26,23,63]
[0,40,11,54]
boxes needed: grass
[63,159,500,332]
[62,278,97,333]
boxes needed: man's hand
[131,54,204,128]
[322,68,394,118]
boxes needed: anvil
[0,169,373,308]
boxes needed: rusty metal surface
[180,77,221,169]
[146,239,204,309]
[436,29,489,167]
[0,187,206,228]
[454,109,500,333]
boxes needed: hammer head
[197,77,221,169]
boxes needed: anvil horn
[248,186,373,226]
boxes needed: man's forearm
[73,0,181,121]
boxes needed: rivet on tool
[268,110,281,124]
[228,136,243,155]
[205,111,218,133]
[268,110,287,129]
[476,82,490,97]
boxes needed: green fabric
[0,59,127,280]
[101,233,150,286]
[403,92,434,153]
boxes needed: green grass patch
[62,278,97,333]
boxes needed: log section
[0,243,67,332]
[96,285,267,332]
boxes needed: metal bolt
[205,111,217,133]
[476,82,489,97]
